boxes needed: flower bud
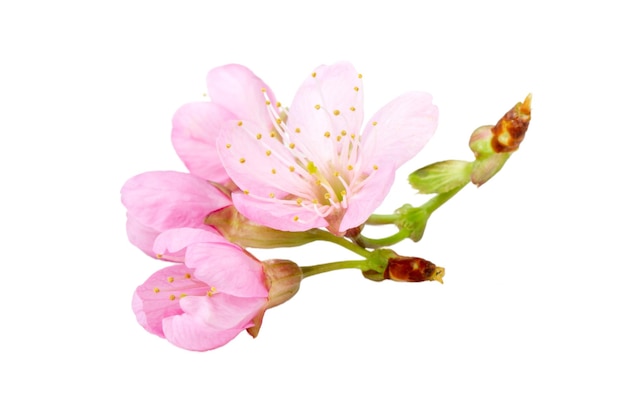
[246,259,303,338]
[205,206,317,248]
[469,94,532,186]
[408,160,472,194]
[384,256,445,283]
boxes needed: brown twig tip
[491,94,532,153]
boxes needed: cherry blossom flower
[132,227,303,351]
[217,62,439,235]
[171,64,277,186]
[121,171,232,259]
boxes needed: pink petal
[338,164,396,232]
[121,171,232,232]
[125,215,161,258]
[231,192,328,232]
[185,241,268,297]
[179,295,266,330]
[361,92,439,168]
[161,315,243,351]
[286,62,364,167]
[132,264,207,337]
[153,227,228,258]
[206,64,276,128]
[171,102,235,183]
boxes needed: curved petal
[232,192,328,232]
[171,102,235,183]
[162,314,243,352]
[153,227,228,258]
[121,171,232,232]
[206,64,277,128]
[286,62,364,166]
[339,164,396,232]
[125,215,161,258]
[185,241,268,297]
[132,264,207,337]
[179,294,266,330]
[361,91,438,168]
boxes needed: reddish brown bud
[383,256,445,283]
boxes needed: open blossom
[121,171,232,258]
[132,227,269,351]
[216,62,439,235]
[132,227,303,351]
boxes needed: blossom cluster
[122,62,530,351]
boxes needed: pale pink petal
[132,265,207,337]
[231,192,328,232]
[161,314,243,351]
[286,62,364,166]
[206,64,276,128]
[121,171,232,232]
[125,215,161,258]
[217,119,294,199]
[153,227,227,258]
[171,102,235,183]
[185,241,268,297]
[361,92,438,168]
[338,165,396,232]
[179,295,266,330]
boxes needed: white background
[2,1,624,412]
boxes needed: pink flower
[216,62,439,235]
[171,65,277,185]
[121,171,232,259]
[132,227,269,351]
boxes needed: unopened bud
[469,94,532,186]
[384,256,445,283]
[408,160,472,194]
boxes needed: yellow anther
[207,286,217,297]
[239,158,246,164]
[261,87,266,92]
[276,118,282,124]
[238,121,243,126]
[350,133,355,139]
[372,121,378,126]
[153,287,160,293]
[276,102,282,108]
[354,86,359,92]
[333,109,340,116]
[169,294,176,301]
[312,72,317,78]
[358,74,362,78]
[271,168,276,174]
[167,276,174,283]
[336,136,342,141]
[185,273,191,279]
[296,198,303,205]
[225,143,232,149]
[156,253,163,259]
[293,216,299,221]
[180,293,187,298]
[324,192,331,199]
[269,193,275,198]
[265,100,271,105]
[312,199,319,204]
[315,179,321,186]
[334,171,340,177]
[266,150,271,156]
[373,165,379,170]
[289,166,295,172]
[324,131,331,138]
[315,104,321,110]
[243,190,250,195]
[341,130,347,136]
[270,131,276,138]
[347,165,354,171]
[350,106,355,111]
[341,190,347,196]
[256,133,262,139]
[289,143,295,149]
[295,128,301,133]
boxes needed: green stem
[353,229,411,249]
[366,213,399,225]
[421,185,466,214]
[301,260,369,279]
[308,228,371,258]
